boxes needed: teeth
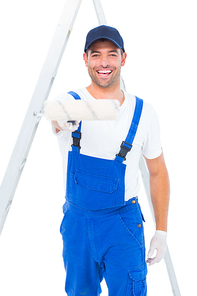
[98,70,112,74]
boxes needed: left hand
[146,230,167,266]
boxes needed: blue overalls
[60,92,147,296]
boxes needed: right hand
[52,121,63,133]
[52,120,80,133]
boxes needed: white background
[0,0,196,295]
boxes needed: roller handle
[67,120,77,125]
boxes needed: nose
[100,56,110,68]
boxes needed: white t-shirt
[53,87,162,201]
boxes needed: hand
[57,120,80,132]
[146,230,167,266]
[51,121,63,133]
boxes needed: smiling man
[52,25,170,296]
[84,40,125,89]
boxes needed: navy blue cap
[84,25,125,52]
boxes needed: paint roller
[44,99,120,122]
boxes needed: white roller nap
[44,99,120,121]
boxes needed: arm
[144,152,170,232]
[144,152,170,265]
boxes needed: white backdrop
[0,0,196,295]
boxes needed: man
[52,25,170,296]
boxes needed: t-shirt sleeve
[142,109,162,159]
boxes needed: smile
[97,70,112,76]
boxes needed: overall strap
[115,97,143,163]
[68,91,82,153]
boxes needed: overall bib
[61,92,147,296]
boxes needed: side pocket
[127,264,147,296]
[118,206,145,247]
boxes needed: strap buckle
[72,131,81,150]
[116,141,133,161]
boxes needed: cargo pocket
[126,264,147,296]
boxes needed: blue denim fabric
[61,91,147,295]
[60,198,147,296]
[66,93,143,211]
[66,151,126,210]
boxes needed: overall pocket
[66,152,126,210]
[127,264,147,296]
[118,206,145,247]
[74,169,121,210]
[75,170,119,193]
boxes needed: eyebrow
[90,50,119,55]
[90,51,100,54]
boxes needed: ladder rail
[92,0,107,25]
[0,0,83,235]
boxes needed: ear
[83,52,88,67]
[121,52,127,66]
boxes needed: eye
[92,54,100,58]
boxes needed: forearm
[149,168,170,232]
[145,153,170,232]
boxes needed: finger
[150,251,162,265]
[148,257,158,266]
[146,257,155,264]
[147,245,155,258]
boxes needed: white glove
[146,230,167,266]
[57,120,80,132]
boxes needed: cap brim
[85,36,125,52]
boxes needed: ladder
[0,0,181,295]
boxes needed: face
[83,40,127,89]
